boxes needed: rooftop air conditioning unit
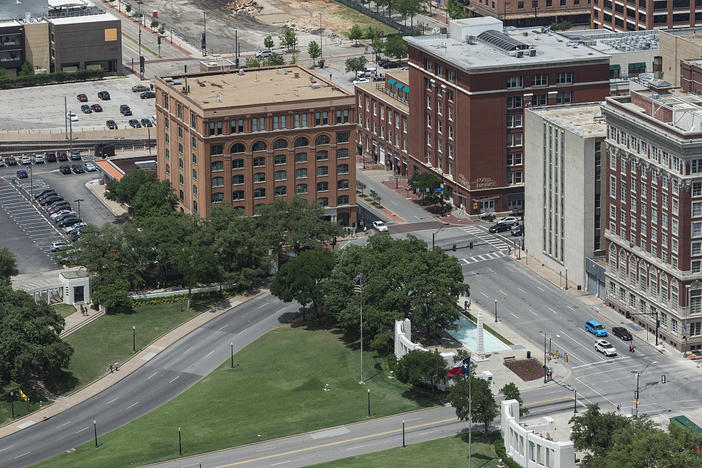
[529,49,536,56]
[516,50,524,58]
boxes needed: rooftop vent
[478,29,529,51]
[466,35,476,44]
[529,49,536,56]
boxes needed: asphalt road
[356,171,436,225]
[0,293,298,468]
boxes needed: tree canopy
[385,36,408,60]
[499,382,528,416]
[408,171,442,205]
[396,349,446,395]
[0,247,18,282]
[279,26,297,51]
[348,24,363,46]
[447,376,497,433]
[308,41,321,67]
[345,56,367,75]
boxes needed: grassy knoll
[38,326,435,468]
[52,303,76,319]
[313,433,501,467]
[335,4,398,36]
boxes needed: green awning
[609,64,620,70]
[403,85,409,92]
[387,78,396,85]
[395,82,403,88]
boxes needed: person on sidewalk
[114,361,119,371]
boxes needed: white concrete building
[524,103,607,290]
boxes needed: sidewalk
[85,179,128,217]
[59,303,105,338]
[0,290,266,439]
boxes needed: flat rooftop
[561,29,658,53]
[160,65,352,109]
[660,27,702,43]
[528,103,605,137]
[405,28,608,73]
[49,12,117,25]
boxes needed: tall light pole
[230,342,234,368]
[132,325,136,353]
[631,361,656,417]
[93,419,98,448]
[74,199,84,219]
[565,267,568,290]
[431,222,450,249]
[542,332,548,383]
[494,299,498,322]
[367,388,371,417]
[10,391,14,420]
[319,13,323,61]
[28,164,33,197]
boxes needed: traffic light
[139,55,145,73]
[634,390,639,400]
[661,375,666,384]
[469,241,473,249]
[157,36,161,45]
[564,353,568,363]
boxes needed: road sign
[434,187,443,192]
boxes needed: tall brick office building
[403,17,610,214]
[593,0,702,31]
[602,83,702,353]
[154,65,357,226]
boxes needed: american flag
[354,276,362,294]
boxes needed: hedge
[131,287,240,307]
[0,69,105,89]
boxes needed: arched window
[660,276,668,304]
[273,138,288,150]
[609,244,617,272]
[315,134,330,145]
[231,143,245,154]
[639,266,647,292]
[671,280,680,311]
[252,141,267,152]
[618,250,626,279]
[628,258,637,285]
[294,137,309,148]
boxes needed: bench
[503,355,516,363]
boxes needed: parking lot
[0,157,119,274]
[0,75,156,132]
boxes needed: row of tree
[62,171,342,313]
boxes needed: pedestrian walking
[109,364,114,373]
[114,361,119,371]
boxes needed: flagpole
[468,353,472,468]
[359,273,364,385]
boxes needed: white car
[50,240,71,252]
[372,220,388,232]
[50,210,74,221]
[255,49,273,58]
[595,339,617,357]
[20,155,31,165]
[0,158,5,167]
[34,154,44,164]
[66,112,79,122]
[84,162,97,172]
[353,78,370,85]
[497,216,520,226]
[65,222,87,233]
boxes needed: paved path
[59,304,104,338]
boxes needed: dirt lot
[124,0,393,54]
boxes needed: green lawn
[313,434,501,467]
[38,326,435,468]
[52,303,76,319]
[335,4,398,35]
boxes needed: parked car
[77,93,88,102]
[140,118,153,127]
[50,241,71,252]
[53,212,78,223]
[0,158,4,167]
[66,112,78,122]
[128,119,141,128]
[91,104,103,112]
[51,210,74,221]
[585,319,608,337]
[48,204,71,214]
[16,169,28,179]
[65,222,87,234]
[352,78,370,85]
[58,217,82,228]
[488,222,510,233]
[33,154,44,164]
[40,195,63,206]
[45,151,57,162]
[383,60,404,69]
[511,224,523,236]
[70,150,81,161]
[80,104,92,114]
[120,104,132,116]
[98,90,110,100]
[59,165,72,175]
[20,155,31,165]
[595,339,617,357]
[255,49,273,58]
[84,162,97,172]
[36,190,57,201]
[139,91,155,99]
[132,84,150,92]
[612,326,633,341]
[57,151,68,161]
[6,156,17,165]
[71,164,85,174]
[372,220,388,232]
[497,216,520,226]
[106,120,118,130]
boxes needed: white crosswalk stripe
[460,225,513,251]
[461,250,508,264]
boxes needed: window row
[202,109,351,136]
[213,191,351,205]
[213,166,350,185]
[505,71,574,89]
[208,133,349,156]
[209,150,350,173]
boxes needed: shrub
[0,69,104,89]
[151,19,159,28]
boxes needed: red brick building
[403,18,610,214]
[681,58,702,94]
[592,0,702,31]
[602,84,702,352]
[468,0,591,27]
[154,65,357,226]
[354,70,410,172]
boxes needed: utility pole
[494,299,498,323]
[64,96,68,140]
[634,371,640,417]
[319,13,323,62]
[565,267,568,290]
[543,333,548,383]
[202,12,207,56]
[74,199,84,219]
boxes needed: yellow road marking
[524,395,572,407]
[213,417,458,467]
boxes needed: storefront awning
[387,78,396,85]
[403,85,409,92]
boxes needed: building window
[296,184,308,194]
[336,132,350,143]
[275,170,287,181]
[532,74,548,86]
[531,94,547,106]
[231,119,244,133]
[296,168,308,179]
[164,95,169,110]
[233,190,244,201]
[507,96,523,109]
[254,188,266,199]
[316,134,331,145]
[556,71,573,84]
[274,154,286,165]
[210,144,223,155]
[212,192,224,202]
[556,91,572,104]
[317,166,329,176]
[252,117,265,132]
[295,152,308,163]
[318,197,329,206]
[211,161,224,172]
[294,137,309,147]
[506,76,523,88]
[231,143,245,154]
[338,148,350,159]
[317,181,329,192]
[275,186,287,197]
[338,195,350,205]
[232,158,244,169]
[316,150,329,161]
[338,179,350,190]
[337,164,349,175]
[252,141,267,152]
[232,174,244,185]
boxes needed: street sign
[434,187,443,192]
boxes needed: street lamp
[93,419,98,448]
[178,426,182,456]
[230,342,234,368]
[565,267,568,290]
[10,391,14,420]
[132,325,136,353]
[402,419,406,447]
[367,388,371,417]
[494,299,498,323]
[74,199,84,220]
[631,361,657,417]
[28,163,32,197]
[431,222,450,249]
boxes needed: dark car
[91,104,103,112]
[488,223,511,233]
[128,119,141,128]
[77,93,88,102]
[120,104,132,116]
[132,84,150,92]
[54,212,77,223]
[57,151,68,161]
[98,91,110,100]
[70,150,81,161]
[41,196,63,206]
[35,188,55,199]
[45,151,57,162]
[6,156,16,166]
[106,120,118,130]
[58,217,82,228]
[80,104,92,114]
[71,164,85,174]
[48,204,71,214]
[37,191,58,201]
[16,169,28,179]
[511,224,524,236]
[140,118,153,127]
[612,326,633,341]
[140,91,156,99]
[59,165,72,175]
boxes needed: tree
[265,53,285,66]
[385,35,408,60]
[19,61,34,77]
[499,382,528,416]
[270,248,334,319]
[105,170,158,206]
[131,179,178,218]
[447,0,470,19]
[395,349,447,396]
[245,56,262,68]
[279,26,297,52]
[159,25,165,34]
[345,56,367,75]
[307,41,322,67]
[0,247,18,283]
[356,180,367,194]
[447,376,497,433]
[0,68,9,81]
[408,171,442,205]
[264,35,274,49]
[91,276,132,314]
[395,0,422,26]
[365,26,382,40]
[371,37,385,63]
[0,283,73,388]
[348,24,364,47]
[569,404,633,464]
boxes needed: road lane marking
[524,396,573,407]
[567,305,576,311]
[528,308,538,317]
[559,330,602,359]
[255,446,276,452]
[498,289,507,296]
[75,426,88,433]
[206,350,215,358]
[126,402,139,409]
[147,372,157,380]
[673,400,699,403]
[346,444,367,450]
[480,292,489,299]
[511,313,519,319]
[56,421,71,429]
[575,377,618,408]
[270,461,291,466]
[0,445,14,452]
[14,451,31,459]
[536,286,545,292]
[518,288,527,294]
[572,356,631,370]
[106,398,119,405]
[214,417,459,467]
[169,376,180,384]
